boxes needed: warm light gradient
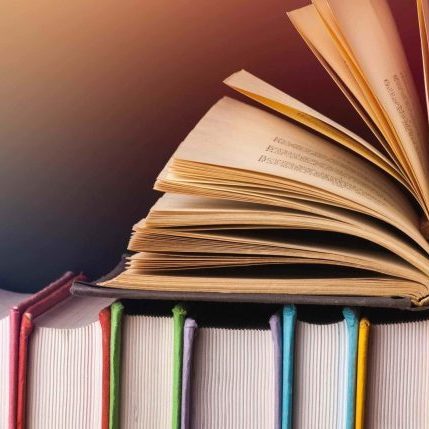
[0,0,425,291]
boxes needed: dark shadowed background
[1,0,424,292]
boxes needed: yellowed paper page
[101,272,425,305]
[164,97,419,241]
[127,248,427,286]
[137,194,429,277]
[418,0,429,119]
[224,70,406,185]
[313,0,429,212]
[287,5,395,160]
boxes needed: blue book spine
[343,307,359,429]
[281,305,297,429]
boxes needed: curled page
[161,97,424,250]
[224,70,406,187]
[289,0,429,214]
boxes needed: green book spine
[109,301,124,429]
[172,304,187,429]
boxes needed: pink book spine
[8,271,78,429]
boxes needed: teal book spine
[281,305,297,429]
[343,307,359,429]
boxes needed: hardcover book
[109,301,186,429]
[5,272,77,429]
[360,309,429,428]
[0,289,30,429]
[73,0,429,308]
[15,276,113,429]
[181,306,281,429]
[283,306,358,429]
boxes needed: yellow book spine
[355,318,370,429]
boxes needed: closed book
[181,304,281,429]
[363,310,429,428]
[0,290,30,429]
[15,276,112,429]
[7,271,76,429]
[109,301,186,429]
[290,307,358,429]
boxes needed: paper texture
[119,313,174,428]
[289,0,429,214]
[26,321,104,428]
[365,319,429,428]
[293,308,358,428]
[189,325,275,429]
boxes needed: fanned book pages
[0,289,29,429]
[109,301,186,429]
[17,285,113,429]
[181,309,281,429]
[283,306,358,429]
[95,0,429,307]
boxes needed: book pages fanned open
[94,0,429,308]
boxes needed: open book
[98,0,429,306]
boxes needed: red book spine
[99,307,111,429]
[8,309,21,429]
[8,271,76,429]
[13,273,86,429]
[15,315,33,429]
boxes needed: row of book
[1,271,428,429]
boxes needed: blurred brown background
[0,0,424,291]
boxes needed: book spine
[355,318,370,429]
[16,314,34,429]
[281,305,297,429]
[181,318,197,429]
[172,305,187,429]
[269,313,282,429]
[8,309,21,429]
[343,307,359,429]
[99,307,112,429]
[109,302,124,429]
[8,271,78,429]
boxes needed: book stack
[4,0,429,427]
[3,279,429,428]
